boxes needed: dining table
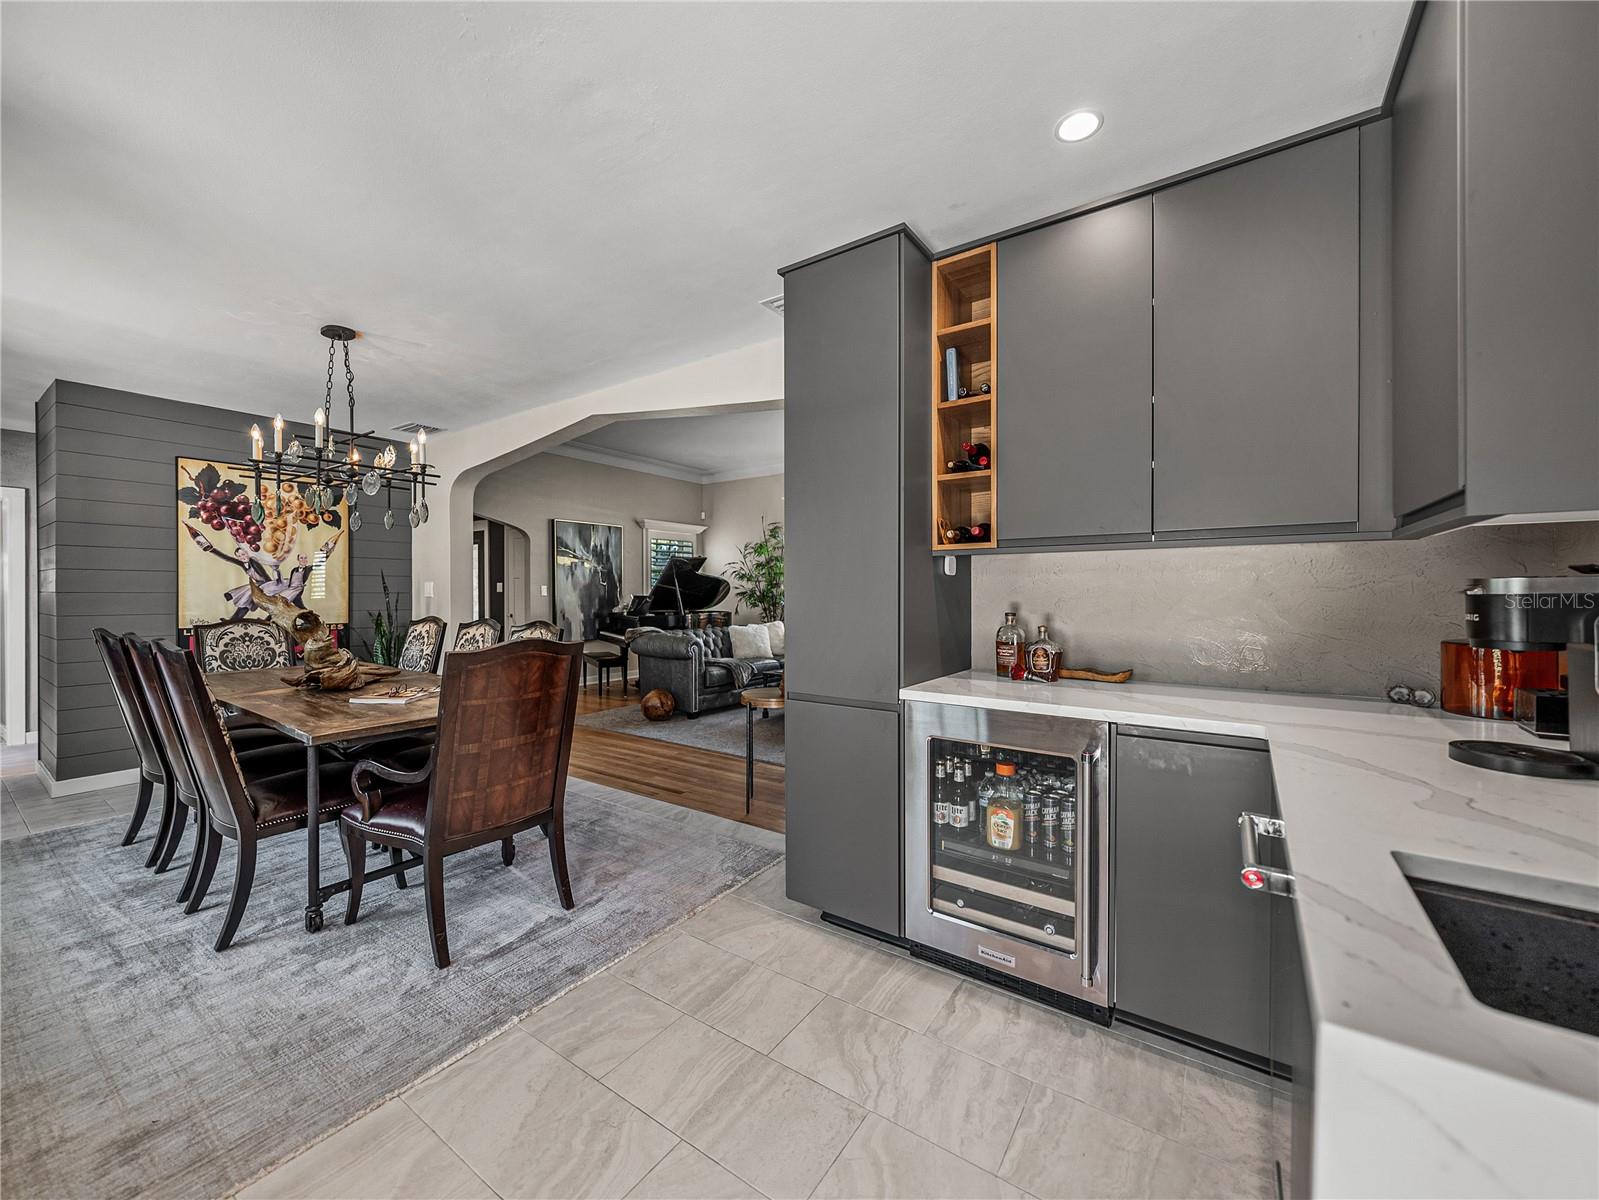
[205,666,442,932]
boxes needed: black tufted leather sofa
[631,627,783,717]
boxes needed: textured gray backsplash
[970,523,1598,700]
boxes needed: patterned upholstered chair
[340,637,583,968]
[452,617,500,652]
[192,618,292,673]
[508,620,560,642]
[397,616,446,674]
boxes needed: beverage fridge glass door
[928,738,1079,952]
[904,701,1111,1006]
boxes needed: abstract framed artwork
[551,518,622,642]
[176,457,349,629]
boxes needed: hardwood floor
[571,682,786,834]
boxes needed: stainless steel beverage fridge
[903,701,1112,1014]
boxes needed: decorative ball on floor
[640,688,676,721]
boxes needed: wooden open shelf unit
[931,243,996,550]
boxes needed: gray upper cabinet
[783,235,904,705]
[1391,0,1464,519]
[997,197,1153,544]
[1391,0,1599,527]
[1153,131,1361,535]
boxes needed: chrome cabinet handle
[1076,748,1097,986]
[1238,811,1294,897]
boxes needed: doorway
[2,486,28,745]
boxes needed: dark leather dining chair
[92,629,169,857]
[151,639,363,951]
[125,636,302,908]
[339,637,583,968]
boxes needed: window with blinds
[648,535,697,587]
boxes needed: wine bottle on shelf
[980,382,991,394]
[967,523,991,541]
[940,523,969,544]
[943,459,979,474]
[961,442,991,469]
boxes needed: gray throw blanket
[705,656,758,688]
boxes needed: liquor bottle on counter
[1026,624,1061,682]
[986,762,1022,852]
[961,441,991,469]
[995,612,1024,676]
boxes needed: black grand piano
[597,556,732,691]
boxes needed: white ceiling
[551,409,783,484]
[1,2,1411,433]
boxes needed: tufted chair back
[682,627,731,658]
[192,618,292,673]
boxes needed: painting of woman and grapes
[175,457,350,630]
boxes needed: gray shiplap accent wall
[38,380,412,782]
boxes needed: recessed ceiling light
[1055,110,1103,143]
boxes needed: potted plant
[727,522,784,622]
[363,571,403,665]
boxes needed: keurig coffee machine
[1447,570,1599,780]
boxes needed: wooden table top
[205,668,443,746]
[739,686,785,710]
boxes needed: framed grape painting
[175,457,350,630]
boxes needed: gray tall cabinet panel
[1391,0,1599,527]
[1153,131,1361,535]
[781,228,970,936]
[783,235,903,706]
[997,198,1153,544]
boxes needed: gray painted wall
[970,522,1599,699]
[37,381,412,783]
[1,428,39,733]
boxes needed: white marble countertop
[901,671,1599,1199]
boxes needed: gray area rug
[579,700,785,765]
[0,782,782,1200]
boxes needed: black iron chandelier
[240,325,439,532]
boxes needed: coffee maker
[1447,571,1599,780]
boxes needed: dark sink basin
[1404,872,1599,1038]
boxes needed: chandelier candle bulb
[313,408,325,448]
[249,424,263,461]
[409,438,418,467]
[417,428,427,465]
[272,414,284,454]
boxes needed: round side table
[738,686,785,814]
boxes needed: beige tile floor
[240,859,1283,1200]
[0,744,145,840]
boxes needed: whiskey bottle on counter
[995,612,1024,676]
[1026,625,1061,682]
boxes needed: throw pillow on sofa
[728,623,773,660]
[763,620,784,656]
